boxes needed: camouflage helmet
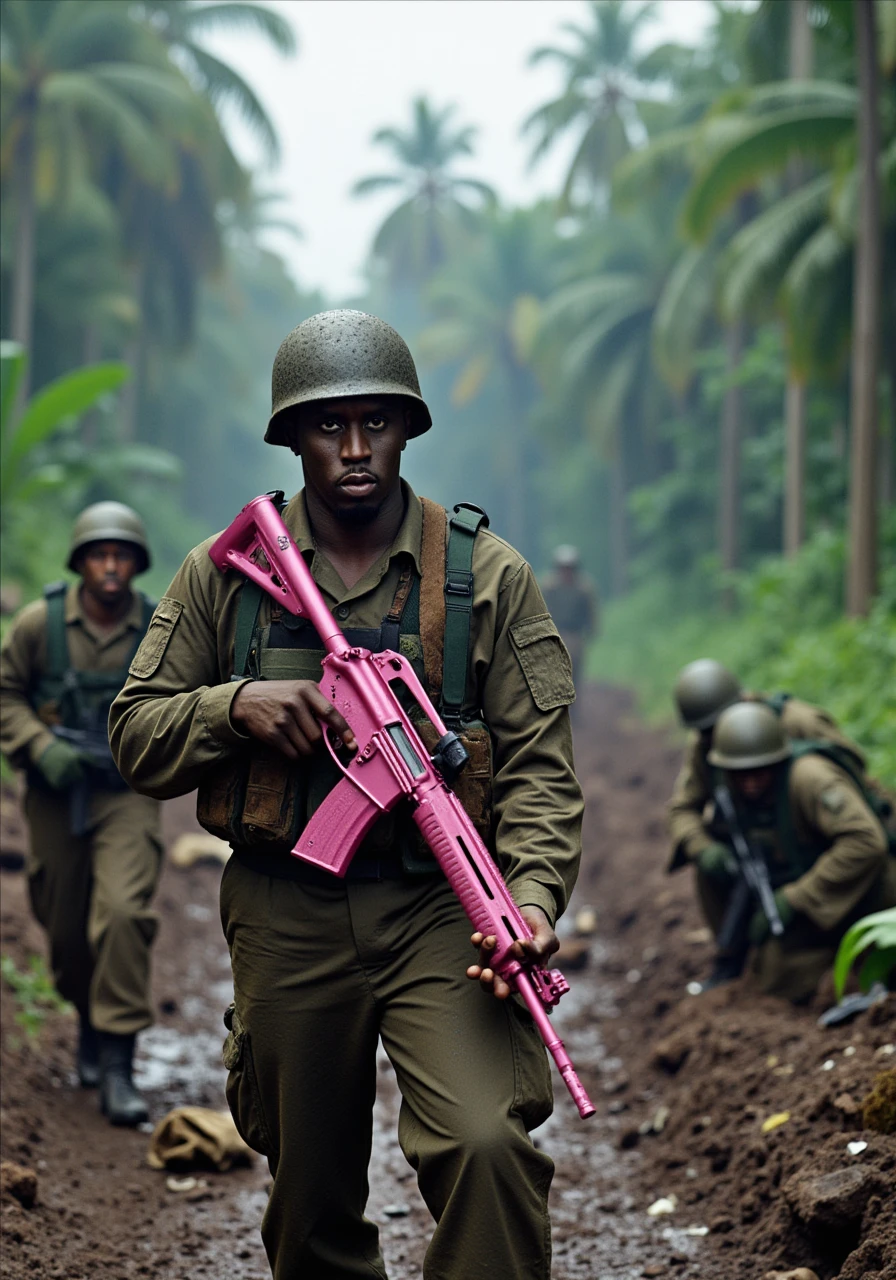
[707,702,792,770]
[67,501,150,573]
[265,309,432,445]
[674,659,742,730]
[553,545,580,568]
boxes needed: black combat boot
[687,953,744,996]
[76,1015,100,1089]
[98,1032,148,1126]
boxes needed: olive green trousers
[220,858,555,1280]
[24,787,162,1035]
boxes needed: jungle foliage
[0,1,893,761]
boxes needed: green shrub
[0,953,71,1043]
[833,909,896,999]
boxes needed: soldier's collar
[283,481,423,575]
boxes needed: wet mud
[1,683,893,1279]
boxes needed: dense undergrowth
[593,523,896,783]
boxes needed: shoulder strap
[764,691,792,716]
[441,502,489,727]
[419,498,448,694]
[43,582,69,681]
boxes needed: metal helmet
[707,702,792,770]
[553,545,580,568]
[67,501,151,573]
[674,658,742,730]
[265,309,432,445]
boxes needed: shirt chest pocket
[509,614,576,711]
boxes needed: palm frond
[684,106,856,240]
[177,2,296,55]
[652,244,716,391]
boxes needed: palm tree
[133,0,296,162]
[523,0,664,209]
[847,0,882,616]
[538,210,680,594]
[0,0,193,393]
[352,98,496,287]
[418,205,560,558]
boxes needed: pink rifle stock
[209,494,595,1120]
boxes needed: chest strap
[441,503,489,727]
[43,582,155,680]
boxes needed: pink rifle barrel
[515,975,596,1120]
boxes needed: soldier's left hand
[748,890,795,946]
[467,905,559,999]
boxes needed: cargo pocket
[129,597,184,679]
[506,998,554,1132]
[196,754,248,843]
[222,1003,276,1159]
[509,614,575,711]
[239,747,302,848]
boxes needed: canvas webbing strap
[418,498,448,694]
[441,503,489,726]
[44,583,69,681]
[43,582,154,679]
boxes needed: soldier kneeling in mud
[683,701,895,1001]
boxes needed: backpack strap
[419,498,448,694]
[764,691,792,717]
[43,582,69,681]
[441,502,489,728]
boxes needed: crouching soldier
[540,545,598,695]
[0,503,163,1124]
[696,702,895,1001]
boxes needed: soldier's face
[729,767,775,804]
[286,396,409,524]
[77,541,139,607]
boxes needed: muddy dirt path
[2,684,893,1280]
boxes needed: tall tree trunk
[718,322,743,610]
[846,0,881,616]
[609,433,628,597]
[11,115,37,404]
[784,378,807,553]
[783,0,814,556]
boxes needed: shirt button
[336,605,350,621]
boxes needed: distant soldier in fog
[0,503,161,1126]
[541,545,598,694]
[694,702,895,1001]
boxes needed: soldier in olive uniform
[110,310,584,1280]
[666,659,868,988]
[0,503,162,1125]
[699,702,895,1002]
[540,544,598,693]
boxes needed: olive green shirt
[777,754,891,932]
[109,485,584,926]
[0,584,150,771]
[667,695,866,866]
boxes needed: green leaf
[834,908,896,997]
[4,363,130,474]
[684,107,856,241]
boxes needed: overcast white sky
[206,0,716,299]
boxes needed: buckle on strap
[445,571,473,597]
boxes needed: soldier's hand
[748,891,795,946]
[38,740,86,790]
[697,842,737,881]
[467,905,559,1000]
[230,679,357,758]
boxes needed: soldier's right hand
[230,679,357,758]
[697,842,737,880]
[38,740,87,790]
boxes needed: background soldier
[540,544,598,693]
[0,503,162,1126]
[701,702,895,1002]
[109,309,584,1280]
